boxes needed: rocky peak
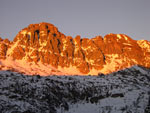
[0,22,150,75]
[0,38,10,59]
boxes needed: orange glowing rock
[0,22,150,75]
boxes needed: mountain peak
[14,22,62,42]
[0,22,150,75]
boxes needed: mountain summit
[0,22,150,75]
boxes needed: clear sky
[0,0,150,41]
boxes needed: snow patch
[123,43,132,46]
[74,40,78,45]
[40,31,46,36]
[62,39,67,50]
[131,59,138,64]
[100,54,123,74]
[39,40,47,47]
[88,68,100,75]
[117,34,122,39]
[137,40,150,52]
[21,30,27,36]
[82,46,94,51]
[0,58,83,76]
[27,32,31,36]
[58,65,83,75]
[6,40,20,56]
[117,34,128,41]
[86,58,94,64]
[122,34,128,40]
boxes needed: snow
[0,57,83,76]
[123,43,132,46]
[117,34,122,39]
[132,65,150,75]
[0,58,63,75]
[39,40,47,46]
[58,65,83,75]
[137,40,150,52]
[62,38,67,50]
[99,54,123,74]
[0,52,137,76]
[74,40,78,45]
[27,32,31,36]
[131,59,138,63]
[125,47,132,50]
[0,65,150,113]
[40,31,46,36]
[60,52,65,56]
[81,46,92,51]
[122,34,128,40]
[0,36,150,76]
[6,40,20,56]
[22,47,36,61]
[57,102,101,113]
[85,58,94,64]
[88,68,100,75]
[117,34,129,41]
[21,30,27,36]
[138,40,150,48]
[74,40,80,53]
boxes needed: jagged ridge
[0,22,150,75]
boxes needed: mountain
[0,65,150,113]
[0,22,150,75]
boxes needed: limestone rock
[0,22,150,75]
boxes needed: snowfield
[0,65,150,113]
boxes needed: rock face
[0,38,10,59]
[0,22,150,75]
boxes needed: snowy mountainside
[0,65,150,113]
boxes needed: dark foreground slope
[0,66,150,113]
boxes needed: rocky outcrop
[0,22,150,75]
[0,38,10,59]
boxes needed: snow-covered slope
[0,65,150,113]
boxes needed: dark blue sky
[0,0,150,41]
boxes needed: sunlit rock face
[0,38,10,59]
[0,22,150,75]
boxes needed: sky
[0,0,150,41]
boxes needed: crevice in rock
[53,33,57,37]
[92,41,106,62]
[47,30,50,34]
[50,40,54,51]
[35,30,40,40]
[57,39,61,53]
